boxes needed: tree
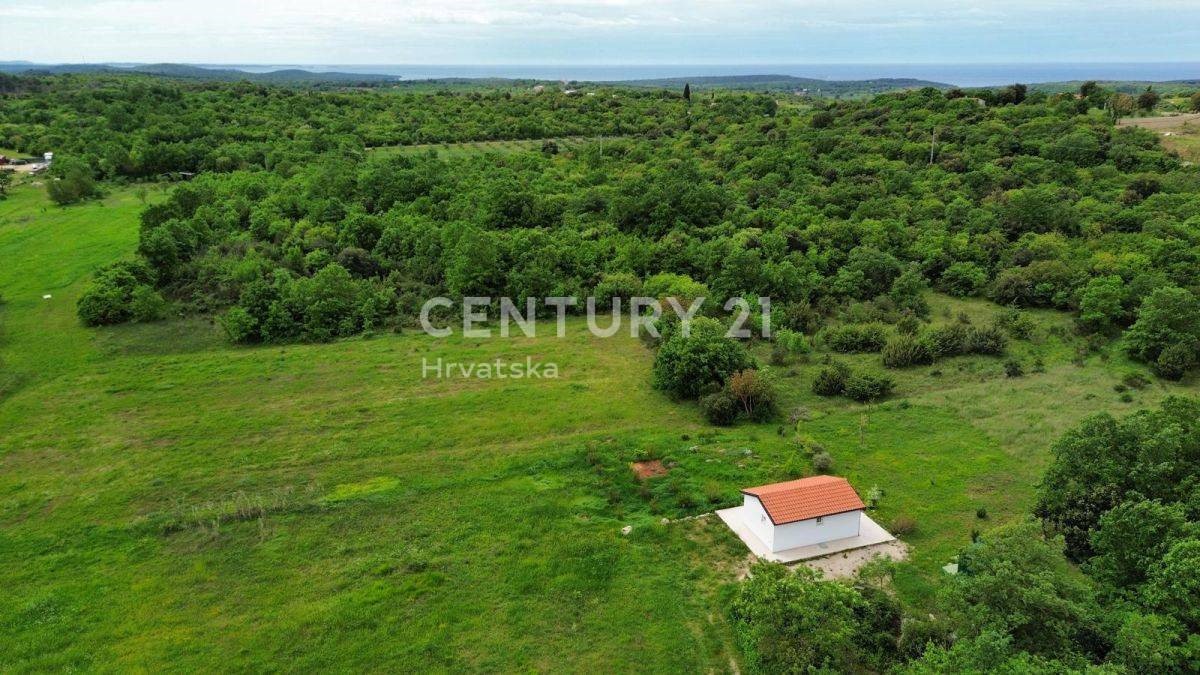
[1086,499,1192,590]
[1108,612,1194,674]
[1137,87,1160,112]
[0,169,11,199]
[945,521,1098,658]
[46,156,98,205]
[1191,92,1200,113]
[726,369,778,421]
[939,262,988,297]
[729,563,868,673]
[889,266,930,317]
[1124,287,1200,374]
[682,83,691,101]
[1036,397,1200,559]
[1142,538,1200,630]
[651,317,753,399]
[1078,275,1126,333]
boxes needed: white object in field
[43,294,52,300]
[716,508,895,563]
[742,494,862,550]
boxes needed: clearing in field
[1119,112,1200,162]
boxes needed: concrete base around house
[716,507,896,563]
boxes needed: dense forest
[6,73,1200,670]
[8,77,1195,382]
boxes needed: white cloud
[0,0,1197,64]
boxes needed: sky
[1,0,1199,65]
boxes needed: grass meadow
[3,183,1198,670]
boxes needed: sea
[201,63,1200,87]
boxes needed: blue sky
[1,0,1198,65]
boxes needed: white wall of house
[743,495,775,550]
[743,495,863,552]
[771,510,861,551]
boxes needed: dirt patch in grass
[803,541,909,580]
[630,459,669,481]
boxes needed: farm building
[717,475,897,563]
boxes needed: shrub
[939,262,988,297]
[700,389,740,426]
[727,370,779,422]
[652,317,753,399]
[966,324,1007,355]
[1004,359,1024,378]
[924,323,971,357]
[895,313,922,336]
[592,272,643,310]
[890,515,917,536]
[976,507,989,519]
[221,306,258,343]
[76,260,156,327]
[1122,372,1150,389]
[1125,287,1200,368]
[881,335,934,368]
[812,451,834,473]
[1154,342,1197,381]
[812,362,851,396]
[129,285,168,322]
[46,157,99,205]
[774,328,810,355]
[843,371,895,403]
[826,323,888,353]
[995,307,1037,339]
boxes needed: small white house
[741,476,865,552]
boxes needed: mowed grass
[4,183,1200,669]
[368,136,621,158]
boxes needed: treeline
[0,75,763,180]
[731,396,1200,672]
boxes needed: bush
[727,369,779,422]
[221,306,258,343]
[966,324,1007,355]
[881,335,934,368]
[592,272,643,310]
[812,451,834,473]
[924,323,971,357]
[890,515,917,536]
[652,317,753,399]
[895,313,921,336]
[1004,359,1024,378]
[812,362,851,396]
[129,285,168,322]
[826,323,888,353]
[46,157,99,205]
[700,389,740,426]
[844,371,895,402]
[1154,342,1197,381]
[939,262,988,297]
[76,260,156,327]
[1124,287,1200,369]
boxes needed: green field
[2,184,1197,670]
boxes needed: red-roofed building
[741,476,866,552]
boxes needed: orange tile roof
[742,476,865,525]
